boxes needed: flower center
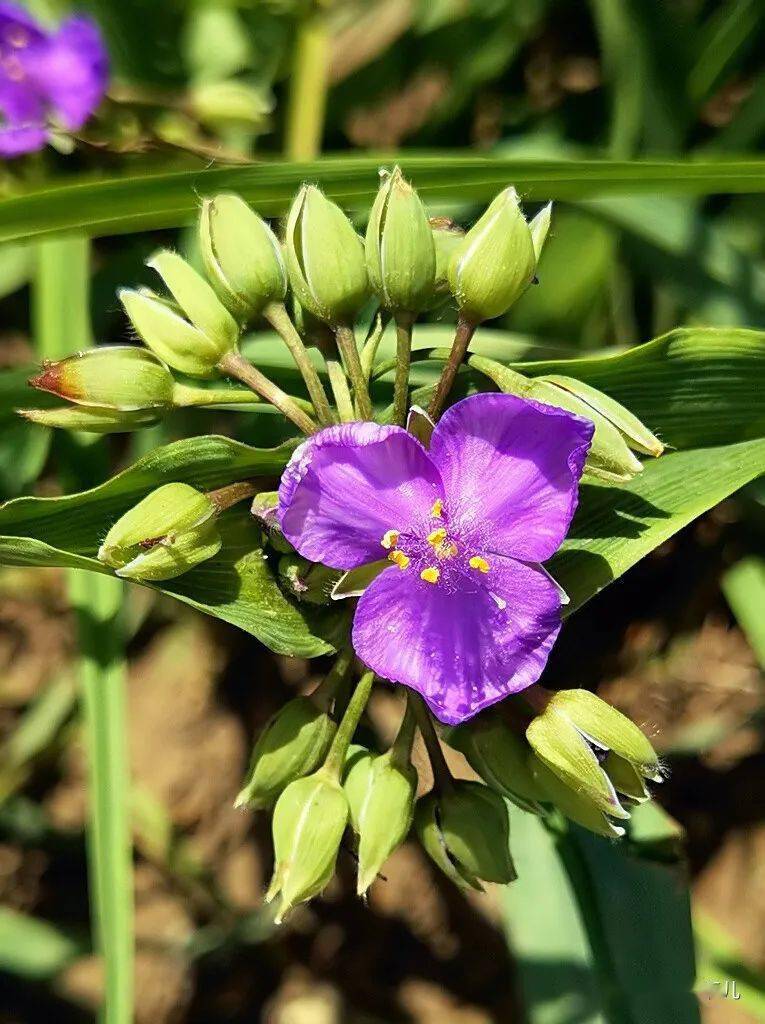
[379,501,491,587]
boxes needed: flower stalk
[411,694,453,792]
[263,301,334,426]
[427,316,476,421]
[322,670,375,781]
[217,350,318,435]
[393,314,414,426]
[326,358,356,422]
[334,323,374,420]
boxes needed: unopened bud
[189,80,271,131]
[267,772,348,922]
[120,287,227,379]
[530,756,627,839]
[546,689,661,781]
[29,347,174,411]
[446,714,545,813]
[18,405,162,433]
[448,188,545,322]
[343,745,417,895]
[98,482,221,582]
[365,166,435,314]
[148,250,238,352]
[200,194,287,322]
[284,185,369,326]
[415,781,515,890]
[604,751,650,803]
[236,696,336,809]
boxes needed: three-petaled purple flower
[0,2,107,158]
[278,393,594,724]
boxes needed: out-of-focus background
[1,1,764,1022]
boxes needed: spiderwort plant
[21,171,667,916]
[0,2,108,157]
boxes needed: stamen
[381,529,399,550]
[431,499,443,518]
[427,527,447,547]
[469,556,490,574]
[389,550,410,569]
[420,567,440,584]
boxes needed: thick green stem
[217,350,318,435]
[389,694,417,770]
[411,695,453,792]
[172,381,314,414]
[264,301,334,425]
[361,310,391,382]
[284,9,329,160]
[426,315,477,421]
[393,314,413,426]
[334,323,374,420]
[322,670,375,780]
[312,645,355,713]
[326,358,355,422]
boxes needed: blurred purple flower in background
[0,1,107,157]
[278,393,594,724]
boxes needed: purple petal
[29,16,108,129]
[352,557,562,724]
[429,393,593,563]
[279,421,443,571]
[0,3,47,43]
[0,86,46,156]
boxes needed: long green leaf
[0,435,342,656]
[2,155,765,242]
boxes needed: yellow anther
[431,499,443,518]
[389,550,410,569]
[469,556,490,574]
[427,527,447,547]
[381,529,399,550]
[420,567,440,584]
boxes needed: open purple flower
[0,2,108,158]
[279,393,593,724]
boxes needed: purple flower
[278,393,594,725]
[0,2,108,158]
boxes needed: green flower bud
[546,689,661,781]
[446,714,545,813]
[29,347,174,411]
[267,772,348,922]
[343,745,417,895]
[97,482,221,582]
[235,696,336,810]
[430,217,465,303]
[529,757,627,839]
[468,359,648,483]
[148,250,239,353]
[251,491,294,554]
[365,166,436,314]
[284,185,369,326]
[448,187,545,323]
[542,375,664,458]
[526,706,630,821]
[415,781,515,890]
[120,287,227,379]
[199,194,287,322]
[189,80,271,132]
[18,405,162,433]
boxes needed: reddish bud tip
[28,361,67,398]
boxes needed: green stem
[284,8,330,161]
[426,315,477,421]
[171,381,314,415]
[312,645,355,713]
[70,572,133,1024]
[389,694,417,770]
[217,350,318,435]
[361,309,391,381]
[393,314,413,426]
[322,670,375,781]
[35,236,134,1024]
[326,358,355,422]
[411,695,453,792]
[206,480,258,513]
[264,301,334,425]
[334,323,374,420]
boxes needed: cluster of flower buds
[448,688,661,839]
